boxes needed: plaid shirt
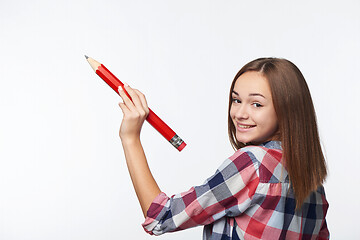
[142,141,329,239]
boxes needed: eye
[232,98,241,104]
[252,102,262,108]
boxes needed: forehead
[233,71,272,97]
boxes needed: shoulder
[227,141,284,182]
[230,142,282,166]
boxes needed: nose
[234,104,249,120]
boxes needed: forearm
[121,137,161,217]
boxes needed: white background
[0,0,359,239]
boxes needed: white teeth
[238,124,253,128]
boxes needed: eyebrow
[232,90,266,99]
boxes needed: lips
[236,123,256,130]
[238,124,254,128]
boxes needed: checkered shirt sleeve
[142,147,262,235]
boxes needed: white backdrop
[1,0,359,239]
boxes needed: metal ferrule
[169,134,184,149]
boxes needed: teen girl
[117,58,329,239]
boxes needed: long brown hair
[228,57,327,208]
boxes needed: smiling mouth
[237,124,256,129]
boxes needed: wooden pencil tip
[84,55,89,59]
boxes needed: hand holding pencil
[118,84,150,142]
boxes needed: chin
[236,136,264,146]
[235,136,252,145]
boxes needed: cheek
[257,109,278,129]
[229,106,235,119]
[264,111,278,131]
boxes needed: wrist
[120,135,141,146]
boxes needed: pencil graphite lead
[84,55,89,59]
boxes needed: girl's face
[230,71,279,145]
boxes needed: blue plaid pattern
[142,141,329,239]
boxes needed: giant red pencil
[85,56,186,151]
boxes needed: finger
[118,86,137,111]
[119,85,147,120]
[118,101,131,115]
[118,85,132,100]
[133,89,150,115]
[123,84,144,111]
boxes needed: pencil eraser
[177,142,187,151]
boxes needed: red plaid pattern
[142,141,329,239]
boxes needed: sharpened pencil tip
[85,55,89,59]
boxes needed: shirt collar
[259,140,282,150]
